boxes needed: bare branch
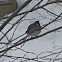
[0,0,32,31]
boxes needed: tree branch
[0,0,32,31]
[0,26,62,55]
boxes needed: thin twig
[0,0,32,31]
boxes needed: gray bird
[26,21,41,37]
[23,21,41,40]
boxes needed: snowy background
[0,0,62,62]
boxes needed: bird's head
[34,21,40,24]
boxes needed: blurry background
[0,0,62,62]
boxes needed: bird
[23,21,41,40]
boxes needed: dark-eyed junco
[26,21,41,38]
